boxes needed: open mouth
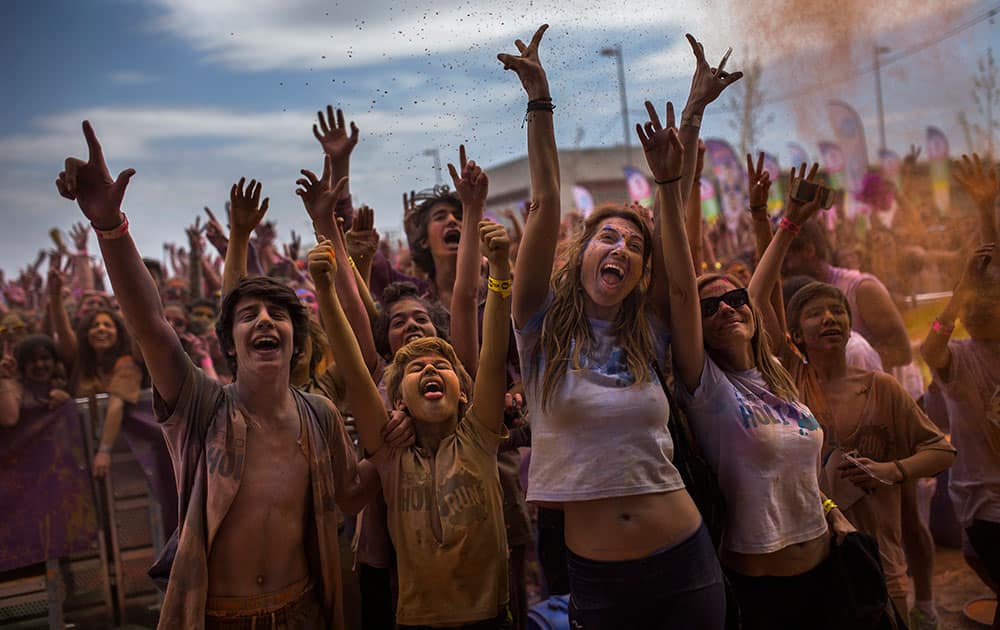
[420,377,444,401]
[252,335,280,351]
[443,228,461,246]
[600,262,625,287]
[820,329,844,339]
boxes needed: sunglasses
[700,288,750,318]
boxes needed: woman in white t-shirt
[638,100,859,628]
[501,28,726,628]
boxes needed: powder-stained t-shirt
[816,370,955,601]
[677,354,828,555]
[514,298,685,503]
[372,407,509,627]
[931,339,1000,528]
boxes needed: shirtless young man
[56,121,378,629]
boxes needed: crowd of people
[1,24,999,630]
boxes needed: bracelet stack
[523,98,554,127]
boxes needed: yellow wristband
[348,256,357,269]
[487,276,512,298]
[822,498,838,514]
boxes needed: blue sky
[2,0,997,275]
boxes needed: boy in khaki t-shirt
[311,220,513,628]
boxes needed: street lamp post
[423,148,442,186]
[873,45,891,153]
[601,44,631,166]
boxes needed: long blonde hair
[697,273,800,402]
[529,205,655,410]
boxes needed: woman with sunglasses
[638,100,858,628]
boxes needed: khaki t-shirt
[817,371,955,601]
[373,407,509,626]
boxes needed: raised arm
[684,141,708,269]
[499,25,560,327]
[345,205,378,288]
[297,165,379,372]
[56,121,188,408]
[920,243,994,374]
[186,217,205,300]
[222,178,270,295]
[470,221,512,432]
[745,153,788,334]
[309,239,388,453]
[954,153,999,244]
[747,163,823,347]
[650,34,742,313]
[67,223,95,293]
[447,145,489,377]
[637,101,702,391]
[46,268,78,368]
[314,106,359,230]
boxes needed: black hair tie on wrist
[655,174,682,185]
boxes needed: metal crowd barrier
[0,390,164,629]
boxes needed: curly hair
[404,188,462,280]
[15,334,68,388]
[372,282,450,359]
[216,276,309,378]
[528,204,655,410]
[383,336,472,418]
[697,273,799,402]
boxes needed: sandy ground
[935,546,995,629]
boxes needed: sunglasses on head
[700,288,750,318]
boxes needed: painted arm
[297,164,379,373]
[222,178,270,296]
[470,221,513,433]
[498,25,561,327]
[309,239,388,454]
[920,244,994,374]
[56,121,189,408]
[448,145,489,377]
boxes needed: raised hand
[684,34,743,113]
[307,238,338,286]
[55,121,136,229]
[47,268,64,298]
[479,220,511,269]
[746,152,771,211]
[447,144,489,208]
[785,163,823,225]
[185,217,205,254]
[346,205,379,263]
[69,222,91,252]
[636,100,684,183]
[228,178,270,237]
[954,153,999,208]
[285,230,303,261]
[296,156,349,224]
[497,24,551,99]
[313,105,359,161]
[203,207,228,250]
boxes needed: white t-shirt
[677,354,828,554]
[846,331,884,372]
[931,339,1000,528]
[515,298,685,503]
